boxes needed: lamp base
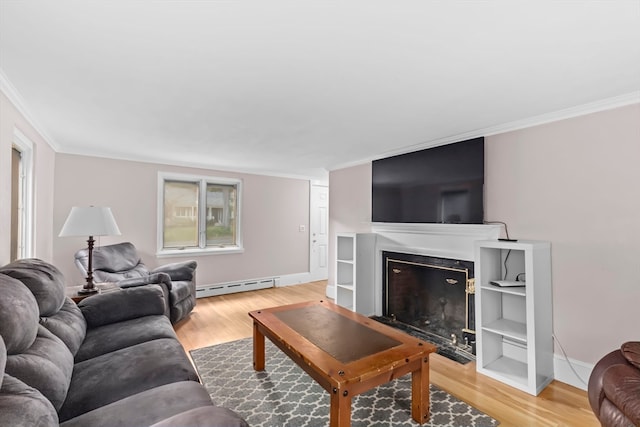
[78,287,99,295]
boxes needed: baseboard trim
[553,353,593,391]
[196,272,327,298]
[196,277,276,298]
[276,272,314,287]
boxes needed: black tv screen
[372,137,484,224]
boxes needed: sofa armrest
[149,406,249,427]
[118,272,172,290]
[589,349,626,415]
[152,261,197,282]
[79,285,166,328]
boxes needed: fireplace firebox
[381,251,476,359]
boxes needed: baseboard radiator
[195,278,277,298]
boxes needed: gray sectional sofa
[0,258,248,427]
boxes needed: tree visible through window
[160,174,241,252]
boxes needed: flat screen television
[372,137,484,224]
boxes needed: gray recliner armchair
[74,242,197,324]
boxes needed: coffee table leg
[253,321,265,371]
[411,356,430,424]
[329,390,351,427]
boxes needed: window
[158,173,242,255]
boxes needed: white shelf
[336,235,355,262]
[475,239,553,396]
[481,284,526,297]
[480,356,553,395]
[334,233,376,315]
[482,318,527,343]
[484,356,528,382]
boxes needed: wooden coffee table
[249,300,437,426]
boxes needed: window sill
[156,246,244,258]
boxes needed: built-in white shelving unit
[335,233,376,316]
[474,239,553,396]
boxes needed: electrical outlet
[299,225,306,232]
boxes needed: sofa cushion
[59,381,216,427]
[95,265,150,282]
[149,406,250,427]
[85,242,145,273]
[0,374,59,427]
[621,341,640,369]
[4,325,74,411]
[40,298,87,356]
[75,315,176,362]
[0,273,39,354]
[59,338,199,421]
[79,284,166,327]
[0,259,66,317]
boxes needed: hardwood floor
[175,281,598,427]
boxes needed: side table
[65,282,120,303]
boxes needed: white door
[309,184,329,281]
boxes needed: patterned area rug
[191,338,498,427]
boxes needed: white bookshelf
[474,239,554,395]
[335,233,376,316]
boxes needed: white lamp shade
[59,207,121,237]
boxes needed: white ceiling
[1,1,639,179]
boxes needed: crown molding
[328,91,640,172]
[482,91,640,138]
[0,68,59,151]
[57,147,328,182]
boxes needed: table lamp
[59,206,121,294]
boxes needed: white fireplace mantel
[371,223,501,261]
[370,222,501,315]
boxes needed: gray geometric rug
[191,338,498,427]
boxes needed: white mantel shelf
[371,222,502,238]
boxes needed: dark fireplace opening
[376,251,476,364]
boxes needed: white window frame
[157,172,243,257]
[13,129,35,259]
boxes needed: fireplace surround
[369,223,501,363]
[382,251,476,354]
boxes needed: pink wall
[329,104,640,365]
[327,163,373,285]
[329,163,372,235]
[485,104,640,364]
[53,154,310,286]
[0,92,56,264]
